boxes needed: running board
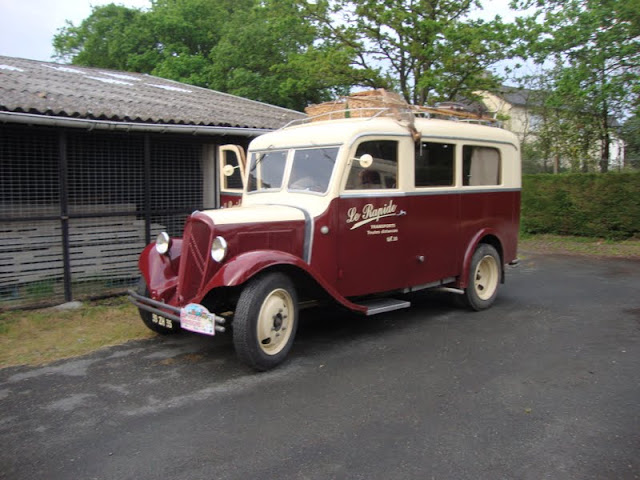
[357,298,411,316]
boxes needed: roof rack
[282,105,501,130]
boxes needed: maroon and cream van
[130,113,521,370]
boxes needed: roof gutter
[0,111,272,136]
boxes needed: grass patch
[519,234,640,259]
[0,296,154,369]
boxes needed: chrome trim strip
[340,188,521,199]
[340,191,407,199]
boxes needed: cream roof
[250,116,520,151]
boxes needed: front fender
[203,250,367,314]
[206,250,306,289]
[138,239,182,302]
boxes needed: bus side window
[463,146,501,186]
[346,140,398,190]
[415,142,455,187]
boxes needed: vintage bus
[130,111,521,370]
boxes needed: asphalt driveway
[1,253,639,480]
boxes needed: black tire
[136,278,181,334]
[460,244,501,311]
[233,272,298,371]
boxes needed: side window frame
[462,145,502,187]
[343,138,399,191]
[414,140,456,188]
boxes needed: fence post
[144,134,151,245]
[58,131,72,302]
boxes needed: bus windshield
[247,147,339,194]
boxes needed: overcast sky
[0,0,151,61]
[0,0,523,66]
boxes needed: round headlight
[211,236,228,262]
[155,232,171,255]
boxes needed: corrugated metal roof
[0,56,305,130]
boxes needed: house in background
[0,55,305,309]
[478,87,542,144]
[477,86,625,172]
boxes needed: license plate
[180,303,216,336]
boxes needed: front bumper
[127,290,226,333]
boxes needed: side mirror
[358,154,373,169]
[222,164,237,177]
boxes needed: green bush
[521,173,640,240]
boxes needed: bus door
[337,138,411,297]
[406,140,460,287]
[218,145,246,208]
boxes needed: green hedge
[521,173,640,240]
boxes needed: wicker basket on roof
[304,89,411,121]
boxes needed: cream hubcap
[256,288,294,355]
[474,255,499,300]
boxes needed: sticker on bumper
[180,303,216,336]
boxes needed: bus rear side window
[463,146,501,186]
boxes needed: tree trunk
[600,130,610,173]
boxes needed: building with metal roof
[0,55,305,309]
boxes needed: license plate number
[180,303,216,336]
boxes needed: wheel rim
[256,288,294,356]
[474,255,499,301]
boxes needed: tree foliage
[54,0,528,109]
[517,72,606,173]
[301,0,523,105]
[53,0,355,110]
[206,1,356,109]
[621,114,640,169]
[511,0,640,172]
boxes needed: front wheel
[232,272,299,371]
[460,244,501,311]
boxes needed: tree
[511,0,640,172]
[52,0,354,109]
[300,0,525,105]
[621,115,640,169]
[53,4,149,71]
[514,74,602,173]
[206,0,357,110]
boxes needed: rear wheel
[136,278,180,334]
[460,244,501,311]
[233,272,298,371]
